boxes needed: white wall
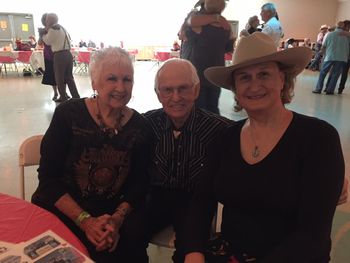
[1,0,347,46]
[224,0,339,42]
[337,0,350,21]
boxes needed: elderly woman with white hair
[32,47,152,262]
[184,32,344,263]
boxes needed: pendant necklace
[248,120,260,158]
[95,97,123,136]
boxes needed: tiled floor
[0,61,349,262]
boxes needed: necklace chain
[248,119,260,158]
[95,97,124,136]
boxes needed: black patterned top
[32,99,152,216]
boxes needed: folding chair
[18,135,44,199]
[74,51,91,74]
[0,51,19,76]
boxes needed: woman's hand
[95,213,124,252]
[80,214,112,248]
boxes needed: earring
[92,89,97,98]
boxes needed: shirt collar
[165,107,197,132]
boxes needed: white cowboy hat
[204,32,313,90]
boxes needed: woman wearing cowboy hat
[183,32,344,263]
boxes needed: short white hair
[154,58,199,92]
[89,47,134,82]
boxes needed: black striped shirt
[144,107,234,192]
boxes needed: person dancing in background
[239,15,262,37]
[181,0,234,114]
[41,13,80,102]
[38,13,58,101]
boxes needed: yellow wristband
[75,211,91,226]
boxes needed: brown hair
[231,62,296,112]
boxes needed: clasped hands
[80,213,124,252]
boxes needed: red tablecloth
[154,51,171,62]
[0,193,88,256]
[0,51,33,64]
[77,51,91,64]
[0,51,17,63]
[17,51,33,64]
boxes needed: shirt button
[177,162,181,166]
[200,163,203,167]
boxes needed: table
[0,193,88,256]
[154,51,171,62]
[30,50,45,71]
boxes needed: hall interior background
[1,0,350,262]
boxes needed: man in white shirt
[260,3,283,48]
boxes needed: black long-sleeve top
[185,112,344,263]
[32,99,152,216]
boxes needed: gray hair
[89,47,134,82]
[46,13,58,26]
[261,3,277,16]
[154,58,199,92]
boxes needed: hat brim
[205,47,313,90]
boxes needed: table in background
[0,193,88,256]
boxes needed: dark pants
[144,188,194,263]
[339,59,350,92]
[195,84,221,115]
[309,43,323,71]
[53,50,80,99]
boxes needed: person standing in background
[308,24,329,71]
[38,13,58,101]
[260,2,283,48]
[239,15,262,37]
[313,21,350,95]
[338,20,350,94]
[181,0,234,114]
[42,13,80,102]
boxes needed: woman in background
[38,13,58,101]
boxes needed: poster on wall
[0,21,7,29]
[22,23,29,32]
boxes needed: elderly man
[143,58,233,262]
[260,2,283,48]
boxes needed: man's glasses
[158,85,193,98]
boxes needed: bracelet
[75,211,91,227]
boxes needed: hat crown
[232,32,277,66]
